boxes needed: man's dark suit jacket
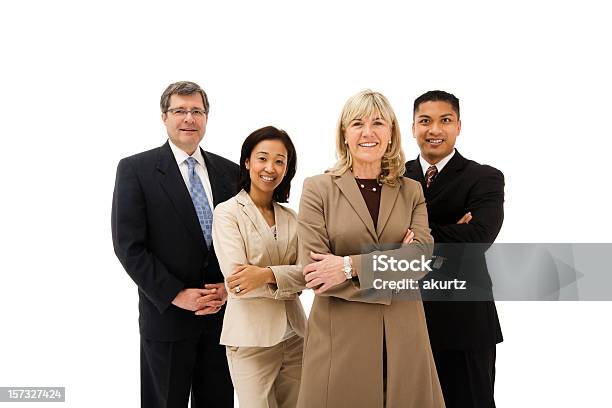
[112,141,238,341]
[405,150,504,351]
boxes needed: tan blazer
[296,171,445,408]
[212,190,307,347]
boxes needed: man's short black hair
[413,90,460,119]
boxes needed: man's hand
[303,251,346,295]
[194,283,227,316]
[204,283,228,302]
[457,212,472,224]
[172,288,219,312]
[226,265,275,296]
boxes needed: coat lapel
[425,150,467,200]
[405,151,468,200]
[202,149,234,207]
[405,157,426,191]
[273,201,289,264]
[335,171,378,242]
[156,142,208,250]
[376,182,400,238]
[236,190,276,265]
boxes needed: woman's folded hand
[226,264,275,296]
[303,252,346,294]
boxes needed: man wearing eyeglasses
[112,81,237,407]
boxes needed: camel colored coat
[296,171,445,408]
[213,190,306,347]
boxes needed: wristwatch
[342,256,353,280]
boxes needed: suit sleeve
[111,158,184,314]
[212,202,297,300]
[430,167,504,245]
[298,177,433,304]
[267,265,304,300]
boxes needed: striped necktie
[425,165,438,188]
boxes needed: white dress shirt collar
[419,149,456,176]
[168,139,205,167]
[167,139,214,208]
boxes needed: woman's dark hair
[238,126,297,203]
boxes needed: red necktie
[425,165,438,188]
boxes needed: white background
[1,1,611,406]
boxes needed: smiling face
[412,101,461,164]
[344,114,392,168]
[161,93,207,155]
[245,139,288,197]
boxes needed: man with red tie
[405,90,504,408]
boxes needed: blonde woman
[212,126,306,408]
[296,90,445,407]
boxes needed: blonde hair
[328,89,405,186]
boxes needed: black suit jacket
[112,141,238,341]
[405,150,504,351]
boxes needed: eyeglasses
[166,108,207,118]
